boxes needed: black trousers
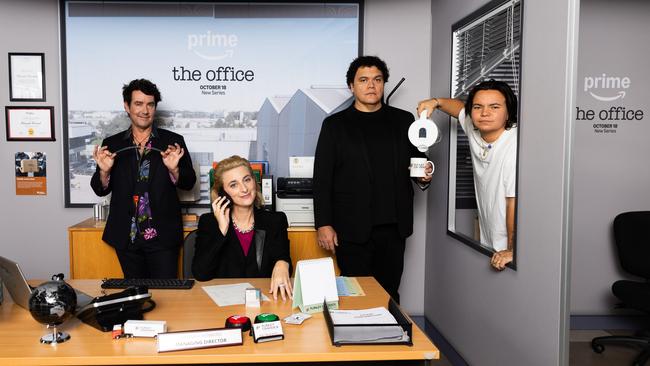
[335,224,406,303]
[115,240,178,279]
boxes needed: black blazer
[313,104,428,243]
[192,209,292,281]
[90,127,196,250]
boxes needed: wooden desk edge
[3,278,439,365]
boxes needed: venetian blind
[451,0,522,208]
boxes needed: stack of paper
[202,283,270,307]
[328,307,409,344]
[335,276,365,296]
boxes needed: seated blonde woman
[192,155,292,300]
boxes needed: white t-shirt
[458,108,517,251]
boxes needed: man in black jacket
[91,79,196,278]
[313,56,432,302]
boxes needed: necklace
[133,133,151,147]
[232,218,255,234]
[480,142,493,159]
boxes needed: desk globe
[28,274,77,344]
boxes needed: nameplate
[251,320,284,343]
[156,328,242,353]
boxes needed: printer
[275,177,314,227]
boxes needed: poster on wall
[15,152,47,195]
[62,1,360,206]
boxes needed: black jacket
[192,209,292,281]
[90,127,196,250]
[313,104,428,243]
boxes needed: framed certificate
[8,53,46,101]
[5,106,55,141]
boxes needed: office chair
[592,211,650,366]
[182,230,198,279]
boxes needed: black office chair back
[613,211,650,279]
[182,230,198,279]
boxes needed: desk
[68,218,338,279]
[0,277,438,365]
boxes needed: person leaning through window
[192,155,293,300]
[417,80,517,271]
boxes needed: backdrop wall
[570,0,650,315]
[0,0,432,315]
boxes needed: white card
[292,257,339,313]
[284,312,312,325]
[245,288,261,308]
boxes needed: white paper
[202,282,270,307]
[329,307,397,325]
[289,156,314,178]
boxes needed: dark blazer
[192,209,292,281]
[90,127,196,250]
[313,104,428,243]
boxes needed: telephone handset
[218,187,232,208]
[76,286,155,332]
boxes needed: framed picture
[5,106,55,141]
[8,53,46,101]
[61,1,361,207]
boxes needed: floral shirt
[129,139,159,244]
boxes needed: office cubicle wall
[424,0,578,365]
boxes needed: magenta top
[235,229,254,256]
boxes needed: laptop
[0,256,94,313]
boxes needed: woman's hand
[269,260,292,301]
[211,196,231,235]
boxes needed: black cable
[386,77,406,106]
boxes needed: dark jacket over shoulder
[90,128,196,250]
[192,209,292,281]
[313,104,427,243]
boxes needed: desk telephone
[77,286,155,332]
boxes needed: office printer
[275,177,314,227]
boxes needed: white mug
[409,157,434,178]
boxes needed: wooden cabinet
[68,218,338,279]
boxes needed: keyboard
[101,278,195,290]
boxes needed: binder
[323,298,413,347]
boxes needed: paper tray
[323,298,413,346]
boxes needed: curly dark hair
[122,79,162,106]
[345,55,390,86]
[464,79,518,129]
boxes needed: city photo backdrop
[62,1,360,206]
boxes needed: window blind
[451,0,522,208]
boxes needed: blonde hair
[211,155,264,208]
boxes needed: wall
[424,0,578,365]
[363,0,432,315]
[0,0,90,279]
[0,0,431,314]
[571,0,650,315]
